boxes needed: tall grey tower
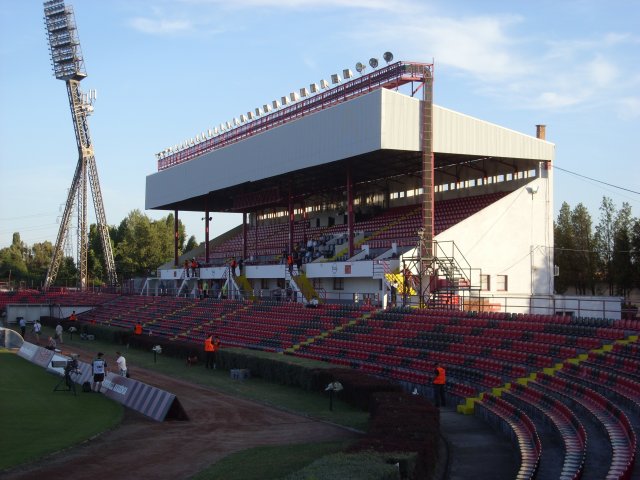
[43,0,117,289]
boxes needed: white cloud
[585,55,619,87]
[302,57,319,70]
[129,17,193,35]
[617,97,640,119]
[423,15,531,81]
[357,13,532,83]
[602,32,640,47]
[180,0,411,11]
[534,91,585,110]
[126,0,640,117]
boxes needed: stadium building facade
[145,60,612,317]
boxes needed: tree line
[0,210,197,288]
[555,197,640,298]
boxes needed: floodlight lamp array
[155,51,396,161]
[43,0,86,81]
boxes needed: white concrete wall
[321,277,382,303]
[305,261,374,278]
[159,266,228,280]
[434,175,554,297]
[5,305,92,324]
[548,295,623,320]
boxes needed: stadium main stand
[6,56,636,478]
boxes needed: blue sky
[1,0,639,249]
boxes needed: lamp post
[325,381,343,411]
[152,345,162,363]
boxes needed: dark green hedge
[349,392,440,480]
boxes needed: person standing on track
[433,363,446,407]
[204,335,215,369]
[92,352,107,392]
[31,319,42,344]
[18,317,26,337]
[55,322,64,344]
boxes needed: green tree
[631,218,640,290]
[28,241,53,272]
[0,233,29,283]
[185,235,198,253]
[25,241,54,286]
[1,209,194,287]
[571,204,597,295]
[611,203,634,297]
[114,210,186,279]
[55,256,78,288]
[87,224,106,286]
[554,202,574,294]
[594,197,617,295]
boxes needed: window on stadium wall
[334,278,344,290]
[497,275,508,292]
[481,275,491,291]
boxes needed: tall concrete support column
[174,209,179,266]
[242,212,248,261]
[205,209,210,263]
[347,167,354,258]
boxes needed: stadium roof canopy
[146,82,554,215]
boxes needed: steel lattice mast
[43,0,117,289]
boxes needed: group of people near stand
[184,258,200,277]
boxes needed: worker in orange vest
[287,254,293,275]
[134,322,143,335]
[191,258,198,277]
[230,257,237,277]
[204,335,215,369]
[433,363,446,407]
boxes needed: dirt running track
[4,346,359,480]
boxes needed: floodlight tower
[43,0,117,289]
